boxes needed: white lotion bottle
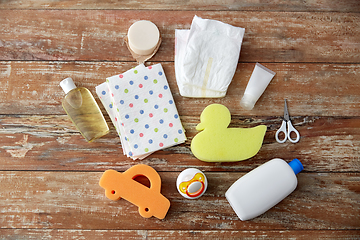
[240,63,276,110]
[225,158,303,221]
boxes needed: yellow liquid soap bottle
[60,77,109,142]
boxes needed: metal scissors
[275,99,300,143]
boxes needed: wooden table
[1,1,359,239]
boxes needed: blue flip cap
[288,158,304,175]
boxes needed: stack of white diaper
[175,15,245,98]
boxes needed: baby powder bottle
[60,77,109,142]
[225,158,303,220]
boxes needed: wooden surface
[1,1,360,239]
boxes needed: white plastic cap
[128,20,160,55]
[240,93,257,110]
[60,77,77,95]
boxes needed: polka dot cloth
[96,64,187,160]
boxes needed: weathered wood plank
[0,171,359,230]
[0,0,359,12]
[0,115,359,172]
[1,229,359,239]
[0,62,359,116]
[1,11,359,63]
[0,4,358,238]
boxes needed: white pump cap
[60,77,77,95]
[240,93,257,110]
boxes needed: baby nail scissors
[275,99,300,143]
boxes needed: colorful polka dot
[100,64,186,158]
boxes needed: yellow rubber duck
[191,104,267,162]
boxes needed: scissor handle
[287,121,300,143]
[275,120,287,143]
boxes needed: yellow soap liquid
[62,87,109,142]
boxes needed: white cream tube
[240,63,276,110]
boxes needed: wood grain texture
[0,1,359,239]
[0,115,359,172]
[0,61,359,116]
[0,171,359,230]
[1,11,359,63]
[0,0,359,12]
[1,229,359,239]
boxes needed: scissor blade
[283,99,290,121]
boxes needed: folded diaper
[96,64,187,160]
[175,16,245,98]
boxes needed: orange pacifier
[176,168,208,199]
